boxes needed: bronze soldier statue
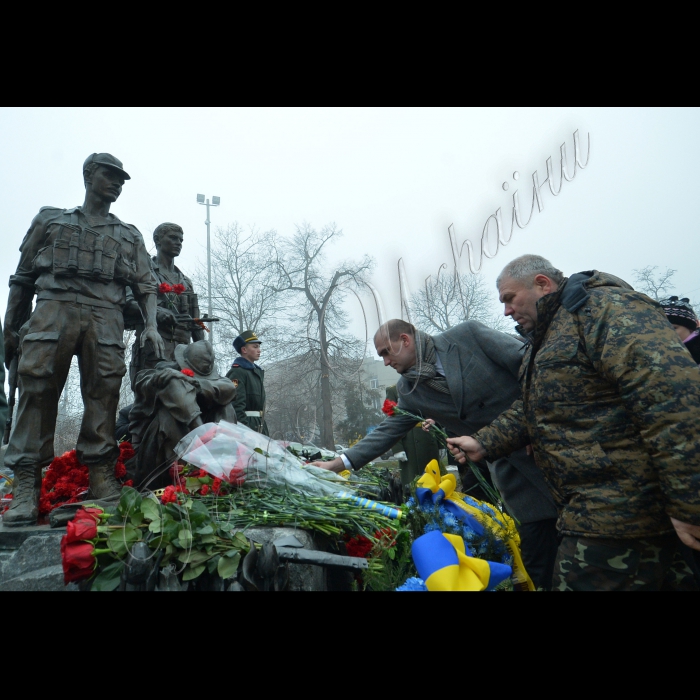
[124,222,205,388]
[2,153,165,526]
[127,340,237,489]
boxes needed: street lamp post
[197,193,220,345]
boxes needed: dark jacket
[226,357,269,435]
[343,321,558,524]
[385,385,441,486]
[474,271,700,538]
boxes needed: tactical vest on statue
[31,209,138,284]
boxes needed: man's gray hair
[496,254,564,289]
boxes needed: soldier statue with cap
[227,330,268,435]
[2,153,165,526]
[124,221,205,388]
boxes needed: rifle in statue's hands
[4,354,19,445]
[175,314,220,333]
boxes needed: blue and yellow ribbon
[412,530,512,591]
[415,460,535,591]
[336,491,402,520]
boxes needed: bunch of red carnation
[344,533,373,559]
[344,527,397,559]
[160,461,244,504]
[158,282,186,295]
[38,441,135,515]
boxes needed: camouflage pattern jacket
[474,271,700,539]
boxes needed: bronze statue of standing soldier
[124,222,205,388]
[2,153,165,526]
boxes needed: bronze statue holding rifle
[124,222,218,388]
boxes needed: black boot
[3,465,42,527]
[88,460,122,501]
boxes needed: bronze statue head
[82,153,130,203]
[153,223,184,258]
[174,341,219,380]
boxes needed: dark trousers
[5,300,125,469]
[518,518,559,591]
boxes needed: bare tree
[411,269,507,334]
[192,223,294,371]
[273,223,374,449]
[633,266,677,301]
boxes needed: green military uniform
[385,385,440,486]
[226,330,268,435]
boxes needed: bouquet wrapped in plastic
[174,421,350,498]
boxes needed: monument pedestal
[0,523,78,591]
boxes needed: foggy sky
[1,107,698,362]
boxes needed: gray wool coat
[343,321,558,524]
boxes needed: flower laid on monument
[181,368,195,377]
[39,442,136,515]
[395,460,533,592]
[60,505,113,584]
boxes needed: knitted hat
[661,296,698,331]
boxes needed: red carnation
[172,283,186,295]
[181,368,195,377]
[197,469,209,478]
[227,468,245,486]
[158,282,173,294]
[114,461,127,479]
[119,441,135,462]
[200,484,210,496]
[161,485,178,504]
[344,535,373,559]
[212,478,222,494]
[65,517,98,544]
[60,539,97,584]
[199,426,218,444]
[381,399,397,416]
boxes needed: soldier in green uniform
[385,385,440,486]
[226,330,268,435]
[124,221,205,388]
[2,153,164,526]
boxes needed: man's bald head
[374,319,417,374]
[374,319,415,344]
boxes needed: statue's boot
[3,465,42,527]
[88,460,122,501]
[46,461,123,528]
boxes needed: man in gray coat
[315,318,558,589]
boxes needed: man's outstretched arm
[313,413,418,473]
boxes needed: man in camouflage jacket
[448,254,700,591]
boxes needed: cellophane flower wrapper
[174,421,350,497]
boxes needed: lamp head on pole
[212,196,220,206]
[196,193,205,204]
